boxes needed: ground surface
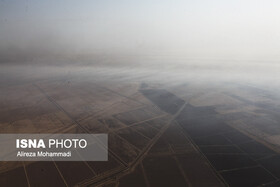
[0,64,280,187]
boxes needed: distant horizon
[1,0,280,65]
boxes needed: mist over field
[2,2,280,186]
[0,0,280,92]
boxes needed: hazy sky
[1,0,280,60]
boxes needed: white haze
[0,0,280,94]
[1,0,280,61]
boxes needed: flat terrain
[0,63,280,187]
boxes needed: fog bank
[1,0,280,65]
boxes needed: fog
[0,0,280,92]
[1,0,280,62]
